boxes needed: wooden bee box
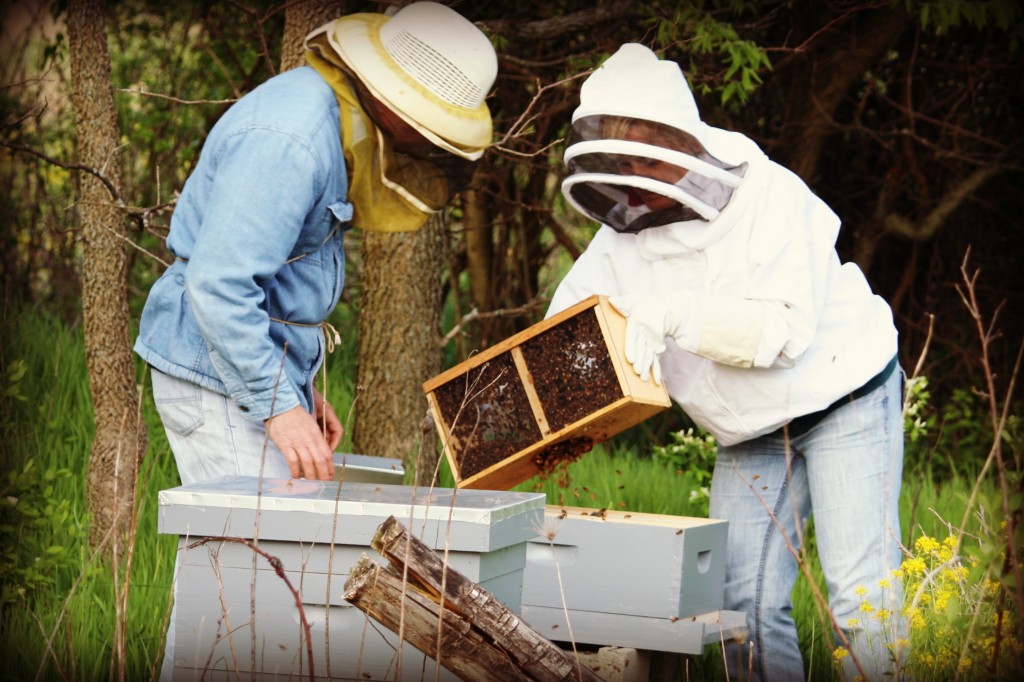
[159,476,544,681]
[521,505,741,655]
[423,295,671,490]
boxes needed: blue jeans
[709,367,905,682]
[151,368,293,486]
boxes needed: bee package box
[424,295,671,490]
[159,475,544,681]
[521,505,743,655]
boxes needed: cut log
[344,515,602,682]
[345,555,529,681]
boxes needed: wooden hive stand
[423,295,671,490]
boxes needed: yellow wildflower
[878,578,891,589]
[935,588,955,611]
[942,566,967,583]
[915,535,940,554]
[860,601,875,614]
[847,618,860,627]
[856,585,868,597]
[833,647,849,662]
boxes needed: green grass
[0,308,1008,681]
[1,311,181,680]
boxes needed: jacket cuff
[235,385,302,423]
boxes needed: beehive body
[159,476,544,680]
[521,505,741,655]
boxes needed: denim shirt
[134,66,352,422]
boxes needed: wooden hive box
[521,505,741,655]
[423,295,671,490]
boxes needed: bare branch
[439,299,548,346]
[3,140,123,205]
[491,72,590,154]
[116,88,238,105]
[106,226,171,268]
[3,139,178,267]
[952,248,1024,631]
[186,536,316,682]
[883,165,1002,242]
[226,0,279,78]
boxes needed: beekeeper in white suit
[547,44,906,681]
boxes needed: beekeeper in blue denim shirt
[135,2,497,485]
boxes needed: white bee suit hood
[561,43,767,249]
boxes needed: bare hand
[264,406,335,481]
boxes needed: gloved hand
[608,293,690,385]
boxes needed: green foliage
[907,0,1023,37]
[514,441,710,517]
[2,358,27,405]
[0,460,77,609]
[903,374,936,445]
[902,372,1019,480]
[0,308,179,679]
[649,427,718,516]
[2,0,292,315]
[647,1,771,107]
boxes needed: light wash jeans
[151,368,294,486]
[709,367,905,682]
[151,368,294,680]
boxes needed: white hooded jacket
[547,44,898,446]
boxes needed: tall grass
[1,310,177,680]
[0,305,1010,681]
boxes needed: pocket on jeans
[154,385,205,437]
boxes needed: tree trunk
[67,0,145,550]
[776,7,910,183]
[462,170,495,337]
[280,0,345,72]
[354,214,446,484]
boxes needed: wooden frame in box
[423,295,671,490]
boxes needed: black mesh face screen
[561,115,747,232]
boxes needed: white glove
[608,293,690,385]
